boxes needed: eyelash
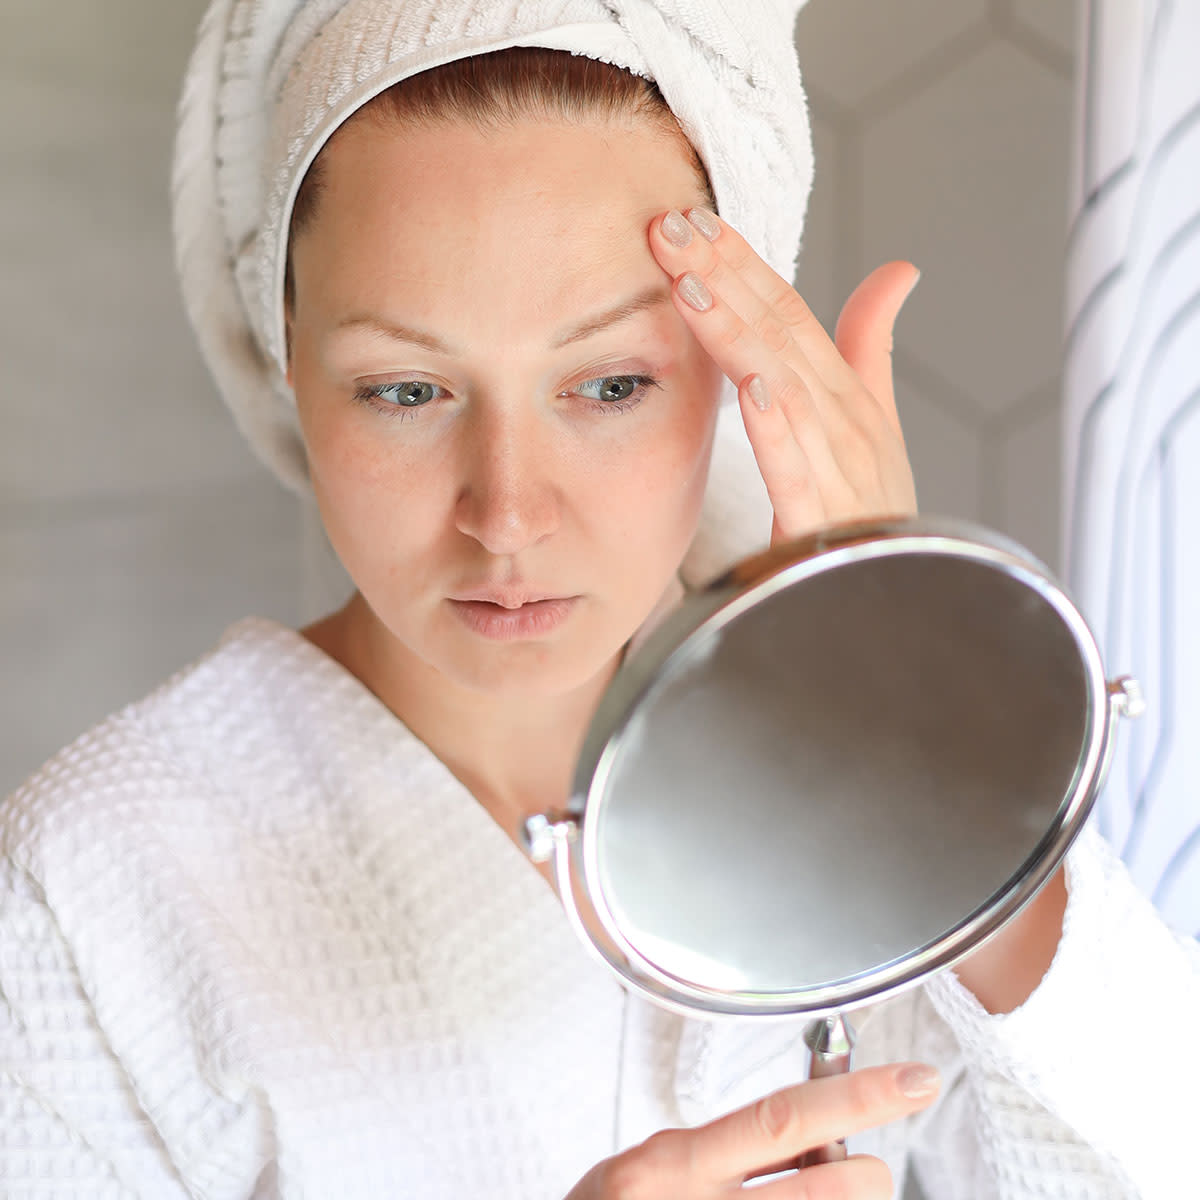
[352,374,663,420]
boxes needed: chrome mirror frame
[524,517,1142,1021]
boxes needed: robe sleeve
[911,823,1199,1199]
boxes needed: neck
[304,593,620,839]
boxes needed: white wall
[0,0,1077,795]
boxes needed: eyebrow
[333,284,673,354]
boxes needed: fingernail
[678,271,712,312]
[746,374,770,412]
[897,1064,940,1099]
[661,210,693,248]
[687,207,721,241]
[905,268,921,300]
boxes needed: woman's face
[288,109,721,698]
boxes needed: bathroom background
[0,0,1079,791]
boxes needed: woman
[2,2,1197,1197]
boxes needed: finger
[656,212,915,484]
[662,264,864,525]
[737,374,852,538]
[666,269,913,535]
[743,1155,894,1199]
[655,208,860,395]
[653,215,885,457]
[649,210,801,372]
[833,261,920,437]
[666,266,846,445]
[690,1063,940,1184]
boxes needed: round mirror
[525,518,1139,1019]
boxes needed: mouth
[449,588,570,609]
[447,593,579,640]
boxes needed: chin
[440,636,621,701]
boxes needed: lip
[450,586,568,608]
[448,595,579,641]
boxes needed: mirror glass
[585,547,1099,1004]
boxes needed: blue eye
[574,374,661,411]
[355,380,444,411]
[353,374,660,419]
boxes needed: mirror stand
[521,521,1147,1178]
[796,1013,857,1166]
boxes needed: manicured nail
[661,210,693,248]
[687,207,721,241]
[897,1064,941,1099]
[746,374,770,412]
[678,271,712,312]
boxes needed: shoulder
[1,617,372,875]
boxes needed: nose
[453,404,561,556]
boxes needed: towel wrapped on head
[173,0,814,584]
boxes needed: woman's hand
[650,208,1071,1015]
[649,208,919,545]
[565,1062,939,1198]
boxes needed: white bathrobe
[3,618,1197,1199]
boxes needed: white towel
[173,0,813,584]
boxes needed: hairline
[283,66,716,321]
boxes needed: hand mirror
[522,517,1141,1066]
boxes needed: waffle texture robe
[3,619,1197,1199]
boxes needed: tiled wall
[795,0,1077,561]
[1,1,1077,799]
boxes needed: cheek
[604,384,719,544]
[292,340,403,497]
[308,416,390,493]
[296,372,424,505]
[646,364,721,501]
[297,397,447,581]
[304,410,388,518]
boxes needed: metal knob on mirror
[520,812,575,864]
[523,516,1142,1027]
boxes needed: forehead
[293,113,708,327]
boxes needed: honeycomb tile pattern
[795,0,1076,572]
[789,0,990,112]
